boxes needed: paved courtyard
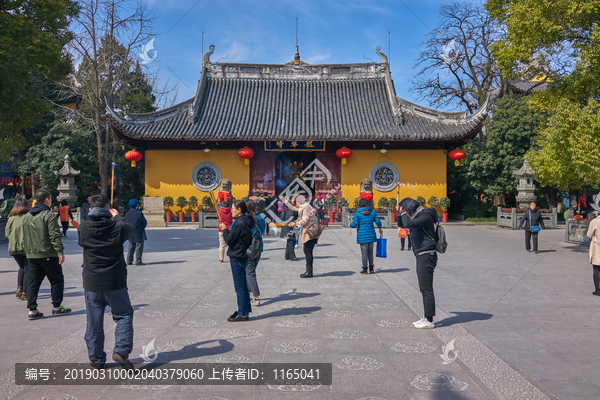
[0,224,597,400]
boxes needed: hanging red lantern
[336,147,353,164]
[238,146,255,165]
[449,149,466,166]
[125,150,143,167]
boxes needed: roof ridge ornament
[54,155,80,177]
[375,46,388,65]
[203,44,215,66]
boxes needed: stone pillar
[143,197,166,227]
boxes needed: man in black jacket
[518,201,546,253]
[126,199,147,265]
[78,194,135,369]
[398,197,439,329]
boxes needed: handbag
[376,233,387,258]
[246,228,262,258]
[305,215,323,239]
[71,219,79,228]
[398,228,407,238]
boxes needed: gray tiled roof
[108,47,487,143]
[508,79,548,93]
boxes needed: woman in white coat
[586,211,600,296]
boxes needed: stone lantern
[54,155,80,209]
[513,157,536,210]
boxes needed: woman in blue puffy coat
[350,198,383,274]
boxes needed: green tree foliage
[528,99,600,190]
[0,0,78,158]
[466,95,542,196]
[18,121,98,204]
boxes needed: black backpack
[423,217,448,254]
[247,228,262,258]
[314,198,324,211]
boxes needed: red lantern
[238,146,254,165]
[125,150,143,167]
[336,147,353,164]
[449,149,466,166]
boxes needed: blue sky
[142,0,465,110]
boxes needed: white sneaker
[414,319,435,329]
[412,316,426,326]
[251,298,260,306]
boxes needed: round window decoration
[191,161,221,191]
[369,162,399,192]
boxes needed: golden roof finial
[287,15,308,65]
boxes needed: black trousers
[525,231,539,251]
[61,221,69,236]
[285,238,296,259]
[316,211,325,225]
[416,253,437,319]
[27,257,64,311]
[593,265,600,291]
[401,236,412,250]
[14,254,28,293]
[303,238,318,268]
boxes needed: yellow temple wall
[340,150,447,213]
[145,150,249,210]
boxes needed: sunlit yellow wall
[145,150,249,211]
[340,150,446,214]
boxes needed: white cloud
[305,52,331,64]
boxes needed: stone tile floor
[0,225,595,399]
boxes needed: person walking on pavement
[78,194,136,370]
[518,201,545,254]
[398,197,439,329]
[280,197,299,261]
[350,198,383,274]
[22,190,70,320]
[6,198,30,301]
[125,199,147,266]
[289,195,321,278]
[314,195,325,225]
[81,196,91,221]
[400,228,412,251]
[220,200,255,322]
[218,201,233,262]
[245,199,265,306]
[58,199,74,238]
[587,211,600,296]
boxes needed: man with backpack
[398,197,440,329]
[314,195,325,225]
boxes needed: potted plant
[176,196,188,223]
[377,197,389,212]
[427,196,439,209]
[326,194,338,222]
[188,195,198,222]
[353,197,359,210]
[416,196,427,207]
[439,196,451,223]
[338,197,349,208]
[389,197,398,221]
[164,196,174,222]
[202,195,213,211]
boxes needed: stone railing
[497,207,558,229]
[199,209,219,228]
[565,219,590,244]
[341,207,392,228]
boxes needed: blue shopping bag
[376,234,387,258]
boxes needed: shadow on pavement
[260,291,320,307]
[135,261,186,265]
[376,268,410,274]
[132,339,235,365]
[437,311,493,327]
[251,306,322,321]
[316,271,355,277]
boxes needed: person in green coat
[5,198,30,301]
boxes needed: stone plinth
[143,197,166,227]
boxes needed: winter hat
[295,195,306,204]
[129,199,139,208]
